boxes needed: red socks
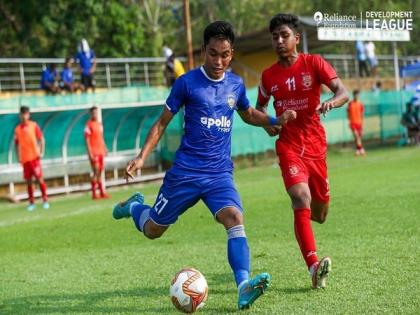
[91,180,97,198]
[97,181,105,196]
[27,184,34,204]
[294,208,318,268]
[40,182,48,201]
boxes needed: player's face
[271,25,300,58]
[202,38,233,80]
[91,109,98,120]
[19,112,30,123]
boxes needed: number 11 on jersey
[286,76,296,91]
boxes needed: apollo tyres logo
[200,116,231,132]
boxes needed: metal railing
[323,54,420,79]
[0,57,185,92]
[0,55,418,92]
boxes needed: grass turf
[0,146,419,314]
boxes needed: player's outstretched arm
[255,101,281,137]
[238,106,296,129]
[316,78,349,116]
[124,107,174,181]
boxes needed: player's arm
[255,100,282,137]
[316,78,349,116]
[124,107,174,181]
[14,140,20,162]
[84,136,93,160]
[237,106,296,129]
[38,135,45,158]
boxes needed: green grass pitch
[0,147,419,314]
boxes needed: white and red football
[170,268,208,313]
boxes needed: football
[170,268,208,313]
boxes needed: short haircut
[269,13,300,33]
[203,21,235,46]
[353,89,360,96]
[20,106,30,114]
[89,106,98,113]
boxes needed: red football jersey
[258,54,337,159]
[84,119,106,156]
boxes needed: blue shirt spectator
[75,39,96,75]
[40,64,59,93]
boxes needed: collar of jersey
[200,66,225,82]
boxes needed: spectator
[372,81,382,93]
[40,64,59,94]
[163,46,185,87]
[356,40,369,77]
[75,38,96,92]
[347,90,366,156]
[365,41,378,77]
[61,57,84,93]
[401,102,420,145]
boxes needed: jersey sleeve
[84,123,92,137]
[35,124,43,139]
[313,55,337,85]
[257,72,271,105]
[236,82,250,111]
[165,76,187,114]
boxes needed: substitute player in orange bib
[84,106,109,199]
[14,106,49,211]
[256,14,349,289]
[347,89,366,156]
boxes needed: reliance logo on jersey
[201,116,231,132]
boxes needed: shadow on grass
[2,286,170,314]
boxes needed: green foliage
[0,147,419,313]
[0,0,418,57]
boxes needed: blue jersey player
[113,21,296,310]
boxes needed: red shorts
[23,158,43,180]
[277,152,330,203]
[350,123,362,135]
[91,155,104,171]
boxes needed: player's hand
[277,110,297,125]
[264,126,282,137]
[316,100,335,117]
[124,158,144,182]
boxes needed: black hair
[353,89,360,96]
[269,13,300,33]
[90,106,98,113]
[406,102,413,109]
[203,21,235,46]
[49,63,56,69]
[20,106,30,114]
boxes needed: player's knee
[291,191,311,208]
[217,207,243,229]
[143,222,166,240]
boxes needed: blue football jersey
[165,66,250,175]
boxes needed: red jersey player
[347,89,366,156]
[14,106,49,211]
[256,14,349,289]
[84,106,109,199]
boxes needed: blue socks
[130,202,151,232]
[227,225,250,288]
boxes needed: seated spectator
[40,64,59,94]
[401,102,420,145]
[61,57,84,93]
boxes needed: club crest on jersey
[289,165,299,176]
[270,84,279,93]
[301,72,313,90]
[227,94,236,108]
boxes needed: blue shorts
[149,170,243,226]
